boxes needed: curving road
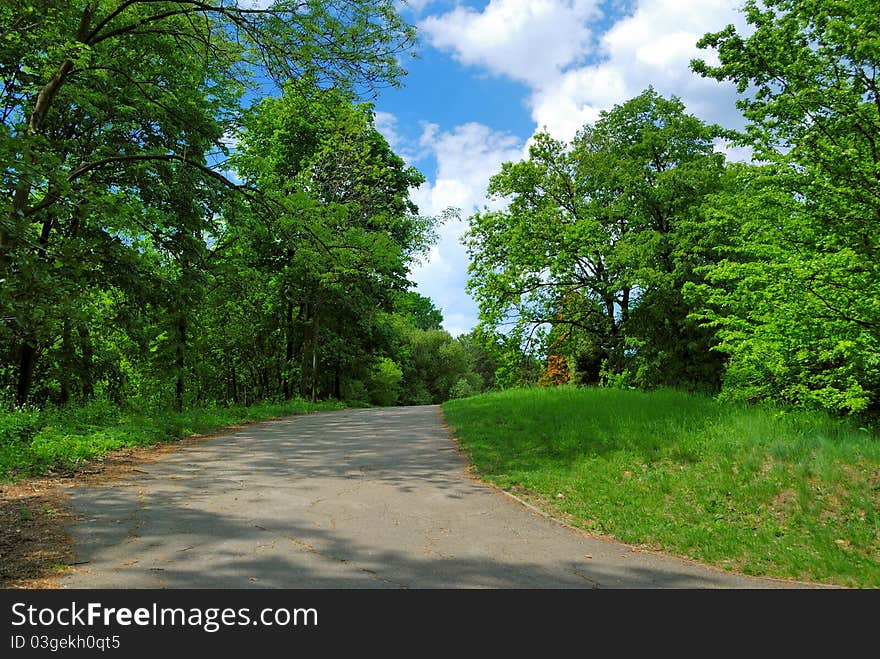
[60,406,816,589]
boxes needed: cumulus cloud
[535,0,749,139]
[423,0,749,141]
[415,122,523,214]
[402,0,755,334]
[420,0,601,86]
[407,122,524,336]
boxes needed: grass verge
[441,387,880,588]
[0,398,345,481]
[1,397,345,588]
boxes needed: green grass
[0,397,344,481]
[442,386,880,588]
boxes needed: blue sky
[365,0,753,338]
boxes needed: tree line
[1,1,492,411]
[465,0,879,418]
[5,1,876,419]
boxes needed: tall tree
[0,0,416,404]
[217,84,431,402]
[690,0,880,414]
[464,89,725,388]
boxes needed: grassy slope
[0,398,344,481]
[442,387,880,588]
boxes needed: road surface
[60,406,816,588]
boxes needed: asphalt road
[60,405,815,588]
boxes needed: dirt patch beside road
[0,429,245,589]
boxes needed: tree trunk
[175,312,186,412]
[230,363,239,404]
[284,300,295,399]
[299,303,311,398]
[78,325,94,399]
[310,312,319,403]
[13,216,57,405]
[16,344,36,406]
[4,8,94,403]
[60,321,73,405]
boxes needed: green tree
[228,83,430,402]
[690,0,880,414]
[464,89,726,389]
[368,357,403,407]
[390,290,444,331]
[1,0,416,405]
[396,328,476,405]
[457,326,501,391]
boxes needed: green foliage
[340,379,370,407]
[691,0,880,415]
[0,406,42,445]
[397,328,476,404]
[443,387,880,587]
[200,83,434,406]
[368,357,403,407]
[1,1,422,409]
[389,291,444,331]
[464,88,726,391]
[456,327,502,392]
[598,362,634,390]
[0,397,344,480]
[449,373,482,400]
[490,328,542,390]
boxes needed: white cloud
[373,110,404,152]
[417,121,523,212]
[420,0,601,86]
[533,0,749,140]
[714,139,753,164]
[407,122,525,336]
[423,0,749,141]
[402,0,755,335]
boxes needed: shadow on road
[61,407,813,589]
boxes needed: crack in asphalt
[252,524,409,588]
[570,564,601,589]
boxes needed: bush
[400,382,433,406]
[449,377,477,399]
[341,379,370,407]
[368,358,403,407]
[0,407,43,446]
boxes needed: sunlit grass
[0,398,344,480]
[442,386,880,588]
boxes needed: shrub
[368,358,403,407]
[449,376,477,399]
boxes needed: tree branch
[25,153,248,218]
